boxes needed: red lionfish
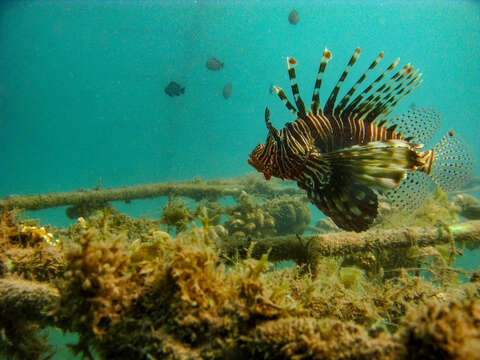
[248,48,474,232]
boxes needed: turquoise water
[0,1,479,359]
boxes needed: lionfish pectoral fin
[303,183,378,232]
[325,140,421,193]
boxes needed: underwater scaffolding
[1,173,480,359]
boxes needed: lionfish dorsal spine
[273,86,298,116]
[273,86,298,117]
[349,61,407,122]
[324,47,361,118]
[335,51,384,120]
[311,48,332,115]
[389,73,423,108]
[364,64,422,122]
[342,57,399,119]
[286,57,307,117]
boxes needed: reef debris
[0,174,303,212]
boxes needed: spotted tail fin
[423,130,475,192]
[386,130,475,210]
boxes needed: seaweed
[402,293,480,360]
[0,176,479,360]
[159,197,194,234]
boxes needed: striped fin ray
[363,66,423,122]
[286,57,307,117]
[342,57,400,119]
[354,63,414,121]
[311,48,332,115]
[273,86,298,116]
[389,71,423,108]
[335,51,385,119]
[324,47,362,117]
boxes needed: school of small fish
[164,10,301,100]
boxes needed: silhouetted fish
[288,9,299,25]
[164,81,185,97]
[223,83,232,99]
[206,57,224,71]
[248,48,474,232]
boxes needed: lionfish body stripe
[248,48,474,232]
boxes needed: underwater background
[0,0,479,359]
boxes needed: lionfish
[248,48,474,232]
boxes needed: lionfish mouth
[248,144,272,180]
[248,155,272,180]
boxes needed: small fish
[288,9,299,25]
[206,57,224,71]
[223,83,232,99]
[164,81,185,97]
[248,48,474,232]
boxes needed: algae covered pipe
[0,178,302,211]
[223,221,480,263]
[0,278,58,326]
[1,220,479,335]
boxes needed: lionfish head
[248,141,273,180]
[248,107,283,180]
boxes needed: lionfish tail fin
[386,130,475,211]
[326,140,422,193]
[422,130,475,192]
